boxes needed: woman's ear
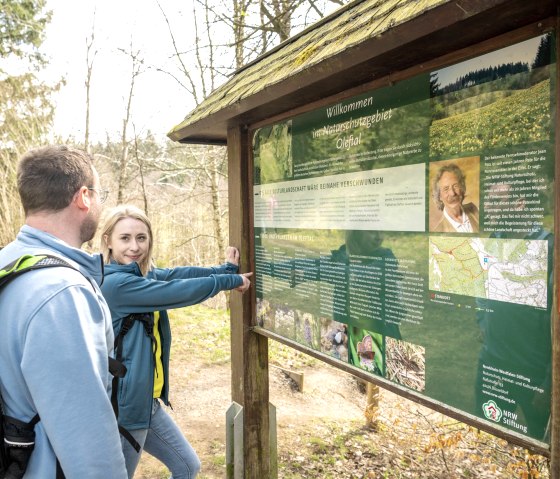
[103,234,110,248]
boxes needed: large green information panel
[252,34,555,443]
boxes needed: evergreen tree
[0,0,50,59]
[531,34,552,69]
[429,72,441,97]
[0,0,58,245]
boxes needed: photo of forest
[430,34,553,159]
[253,120,293,184]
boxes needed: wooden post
[549,18,560,476]
[365,382,380,429]
[227,124,271,478]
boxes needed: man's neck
[26,211,82,248]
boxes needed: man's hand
[226,246,240,266]
[234,272,253,293]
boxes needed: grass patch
[169,303,319,368]
[169,305,231,365]
[209,454,225,468]
[269,339,319,368]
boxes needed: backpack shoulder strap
[0,255,67,474]
[0,254,79,424]
[0,254,76,290]
[0,254,78,412]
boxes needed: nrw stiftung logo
[482,400,502,422]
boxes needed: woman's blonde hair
[100,204,154,276]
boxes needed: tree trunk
[84,16,96,154]
[117,46,142,204]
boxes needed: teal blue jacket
[101,261,242,429]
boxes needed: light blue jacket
[101,260,242,429]
[0,225,127,478]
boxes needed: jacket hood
[15,225,105,285]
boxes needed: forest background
[0,0,345,278]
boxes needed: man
[432,163,479,233]
[0,146,127,477]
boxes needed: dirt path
[136,360,369,478]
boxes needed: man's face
[438,171,464,211]
[80,167,103,243]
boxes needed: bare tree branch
[156,0,200,104]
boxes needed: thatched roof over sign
[168,0,556,145]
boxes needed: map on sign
[429,237,548,308]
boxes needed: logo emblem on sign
[482,400,502,422]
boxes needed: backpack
[0,254,138,479]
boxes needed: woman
[99,205,251,478]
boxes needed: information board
[252,34,555,443]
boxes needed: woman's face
[105,217,150,265]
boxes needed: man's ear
[74,186,91,211]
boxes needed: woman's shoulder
[102,262,143,286]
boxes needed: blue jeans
[121,399,201,479]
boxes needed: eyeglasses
[88,188,109,204]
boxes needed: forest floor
[135,305,549,479]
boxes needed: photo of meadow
[430,34,553,159]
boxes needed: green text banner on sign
[252,33,555,445]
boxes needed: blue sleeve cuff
[224,262,239,274]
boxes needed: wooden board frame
[234,20,559,467]
[225,17,560,478]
